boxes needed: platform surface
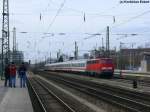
[0,77,33,112]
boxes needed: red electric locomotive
[45,58,114,78]
[86,58,114,77]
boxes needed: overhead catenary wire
[39,0,53,21]
[50,0,120,15]
[84,9,150,40]
[45,0,66,32]
[14,2,150,40]
[42,0,53,12]
[111,9,150,29]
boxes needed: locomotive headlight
[108,67,112,69]
[101,67,112,70]
[101,67,107,70]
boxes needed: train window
[82,63,85,67]
[87,61,91,64]
[82,64,83,67]
[87,60,99,64]
[96,60,99,63]
[80,63,82,67]
[79,63,81,67]
[93,60,99,64]
[78,64,80,67]
[73,64,75,67]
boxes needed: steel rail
[27,78,47,112]
[28,77,76,112]
[33,77,76,112]
[46,72,150,104]
[41,73,150,112]
[56,76,150,105]
[41,71,150,103]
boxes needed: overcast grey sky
[0,0,150,62]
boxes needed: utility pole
[102,37,104,49]
[1,0,10,79]
[131,43,135,69]
[120,42,124,70]
[13,27,16,52]
[106,26,110,57]
[57,49,61,61]
[49,52,51,63]
[74,41,78,60]
[101,37,105,57]
[12,27,16,64]
[116,49,119,69]
[129,49,132,69]
[45,55,47,64]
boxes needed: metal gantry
[1,0,10,79]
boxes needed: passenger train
[44,58,114,78]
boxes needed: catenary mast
[1,0,10,79]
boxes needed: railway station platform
[114,70,150,80]
[0,77,33,112]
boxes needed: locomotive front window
[87,60,99,64]
[87,61,90,64]
[87,61,93,64]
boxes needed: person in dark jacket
[18,62,27,88]
[4,64,10,87]
[9,62,17,88]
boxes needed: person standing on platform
[18,62,27,88]
[9,62,17,88]
[4,64,10,87]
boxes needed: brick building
[114,48,150,70]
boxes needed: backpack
[19,66,26,76]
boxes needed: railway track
[41,70,150,88]
[112,77,150,87]
[36,70,150,87]
[39,71,150,112]
[27,77,75,112]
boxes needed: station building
[115,48,150,71]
